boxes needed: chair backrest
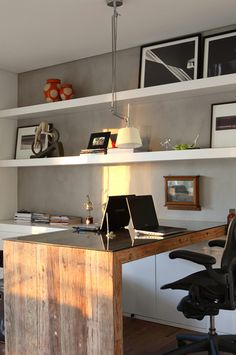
[221,217,236,271]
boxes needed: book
[50,215,83,226]
[80,148,107,155]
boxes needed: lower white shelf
[0,147,236,167]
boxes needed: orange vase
[43,79,61,102]
[60,83,74,100]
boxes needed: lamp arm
[110,3,129,124]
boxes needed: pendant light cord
[110,1,129,124]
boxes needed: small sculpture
[160,134,200,151]
[31,121,64,158]
[84,195,94,225]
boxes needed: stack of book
[50,215,83,226]
[80,148,107,155]
[32,213,50,224]
[14,211,32,224]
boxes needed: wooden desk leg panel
[4,241,123,355]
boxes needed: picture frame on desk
[203,30,236,78]
[164,175,201,211]
[139,34,200,88]
[211,101,236,148]
[15,124,51,159]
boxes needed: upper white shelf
[1,148,236,167]
[1,74,236,120]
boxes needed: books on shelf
[14,210,32,223]
[32,213,50,224]
[80,148,107,155]
[50,215,83,226]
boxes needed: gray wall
[17,46,236,223]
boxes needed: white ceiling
[1,0,236,73]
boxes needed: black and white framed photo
[87,132,111,150]
[139,35,200,88]
[15,125,50,159]
[211,102,236,148]
[203,30,236,78]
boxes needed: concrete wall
[0,69,18,219]
[17,47,236,224]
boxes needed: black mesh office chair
[161,218,236,354]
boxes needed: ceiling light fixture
[106,0,142,149]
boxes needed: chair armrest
[169,250,216,268]
[208,239,226,248]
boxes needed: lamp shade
[116,126,142,149]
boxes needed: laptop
[75,195,133,233]
[100,195,134,232]
[126,195,186,238]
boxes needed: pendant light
[106,0,142,149]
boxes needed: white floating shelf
[1,74,236,120]
[1,148,236,167]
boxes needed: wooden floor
[123,317,232,355]
[0,318,233,354]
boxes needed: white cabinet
[123,240,236,335]
[122,256,156,318]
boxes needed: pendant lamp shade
[116,126,142,148]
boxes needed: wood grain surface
[4,224,225,355]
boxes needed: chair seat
[177,295,219,320]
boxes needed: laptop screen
[100,195,134,232]
[127,195,159,230]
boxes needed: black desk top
[4,220,225,252]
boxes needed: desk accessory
[84,195,94,224]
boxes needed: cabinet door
[122,256,156,318]
[156,252,207,330]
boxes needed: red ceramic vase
[43,79,61,102]
[60,83,74,100]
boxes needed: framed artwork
[139,35,200,88]
[164,175,201,210]
[211,102,236,148]
[87,132,111,150]
[15,125,51,159]
[203,30,236,78]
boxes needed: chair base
[163,332,236,354]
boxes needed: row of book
[80,148,134,155]
[14,211,82,226]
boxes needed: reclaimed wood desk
[4,221,225,355]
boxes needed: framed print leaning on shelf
[15,125,50,159]
[87,132,111,150]
[139,35,200,88]
[164,175,201,210]
[211,102,236,148]
[203,30,236,78]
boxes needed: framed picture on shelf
[15,124,51,159]
[139,35,200,88]
[203,30,236,78]
[164,175,201,210]
[211,101,236,148]
[87,131,111,150]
